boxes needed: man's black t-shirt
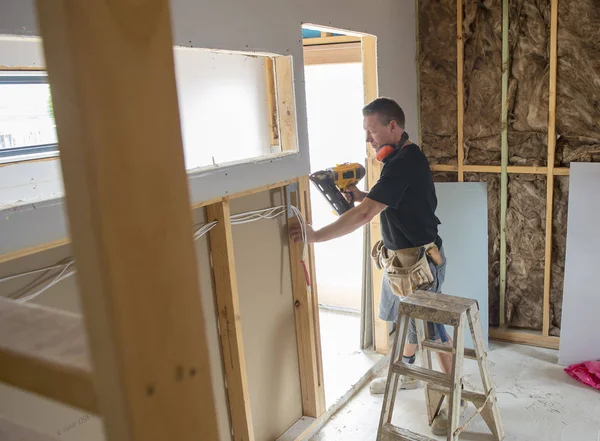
[366,143,442,251]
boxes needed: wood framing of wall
[422,0,562,350]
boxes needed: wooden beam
[462,165,570,175]
[274,56,299,152]
[264,57,279,147]
[302,36,361,46]
[430,164,458,172]
[36,1,220,440]
[0,416,59,441]
[362,35,389,354]
[0,297,96,413]
[207,200,254,441]
[303,43,362,65]
[286,179,326,418]
[553,167,570,176]
[457,0,465,182]
[0,238,70,264]
[542,0,559,337]
[489,327,560,350]
[499,0,510,327]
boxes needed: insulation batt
[465,173,500,326]
[555,0,600,166]
[508,0,550,166]
[418,0,457,165]
[505,174,546,329]
[463,0,502,165]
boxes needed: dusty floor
[319,308,383,407]
[310,342,600,441]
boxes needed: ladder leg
[376,313,409,440]
[418,319,444,425]
[467,306,504,441]
[447,314,465,441]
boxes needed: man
[289,97,464,436]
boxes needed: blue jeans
[378,245,448,344]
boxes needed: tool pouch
[371,240,435,297]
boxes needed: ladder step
[0,416,58,440]
[392,361,452,388]
[380,423,436,441]
[0,297,97,413]
[421,341,478,360]
[426,383,488,403]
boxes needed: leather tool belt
[371,240,439,297]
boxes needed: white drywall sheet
[435,182,489,349]
[559,163,600,366]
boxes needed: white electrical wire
[2,204,308,302]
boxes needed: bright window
[0,72,58,163]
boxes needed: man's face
[363,114,403,155]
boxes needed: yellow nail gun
[309,162,366,215]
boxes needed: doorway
[302,27,384,409]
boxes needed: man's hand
[289,222,318,244]
[343,185,366,204]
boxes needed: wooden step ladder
[376,290,504,441]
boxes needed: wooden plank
[362,35,389,354]
[553,167,570,176]
[0,416,59,441]
[543,0,559,337]
[303,43,362,65]
[276,417,316,441]
[274,56,299,152]
[421,341,477,360]
[457,0,465,182]
[286,180,326,418]
[489,326,560,350]
[448,314,466,440]
[380,423,436,441]
[430,164,458,172]
[299,175,326,408]
[35,1,220,440]
[0,238,70,264]
[463,165,570,175]
[207,200,254,441]
[0,297,96,412]
[392,361,452,389]
[499,0,510,328]
[468,308,503,440]
[303,36,361,46]
[264,57,279,147]
[426,383,487,404]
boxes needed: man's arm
[290,197,386,244]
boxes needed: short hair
[362,97,406,128]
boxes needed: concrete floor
[310,342,600,441]
[318,308,384,408]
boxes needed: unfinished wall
[508,0,550,166]
[0,191,301,441]
[463,0,502,166]
[419,0,600,333]
[555,0,600,165]
[418,0,457,164]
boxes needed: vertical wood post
[207,200,255,441]
[457,0,465,182]
[286,178,326,418]
[543,0,559,336]
[362,35,389,354]
[36,1,220,440]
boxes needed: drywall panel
[230,189,303,441]
[0,0,418,209]
[0,213,232,441]
[435,182,489,349]
[559,163,600,366]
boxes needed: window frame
[0,71,59,164]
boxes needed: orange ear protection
[376,132,410,161]
[376,145,396,161]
